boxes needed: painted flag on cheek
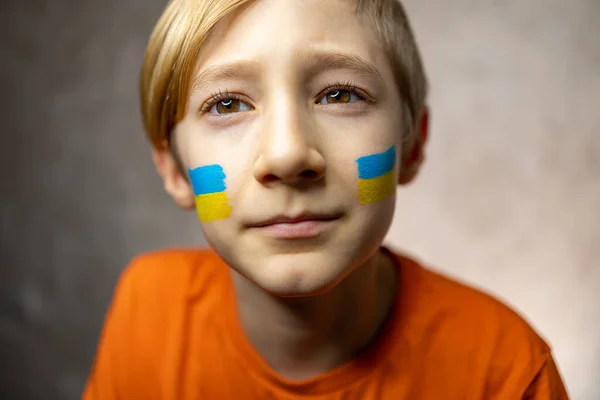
[188,165,232,222]
[355,145,397,205]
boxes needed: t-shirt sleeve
[81,262,139,400]
[523,353,570,400]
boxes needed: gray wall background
[0,0,598,399]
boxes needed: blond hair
[140,0,428,156]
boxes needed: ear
[398,107,429,185]
[152,148,196,210]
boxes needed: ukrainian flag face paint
[188,165,232,222]
[355,145,397,204]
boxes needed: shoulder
[413,254,547,347]
[118,247,221,300]
[393,250,557,397]
[396,250,547,343]
[84,248,223,398]
[109,247,225,334]
[123,247,217,284]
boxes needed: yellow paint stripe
[194,192,232,222]
[357,170,396,204]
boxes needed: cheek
[188,164,233,223]
[181,128,254,223]
[355,145,397,205]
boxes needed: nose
[253,104,326,186]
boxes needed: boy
[83,0,569,398]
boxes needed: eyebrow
[191,50,383,93]
[191,60,258,93]
[300,50,383,82]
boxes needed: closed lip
[248,213,342,228]
[247,213,342,239]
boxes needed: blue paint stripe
[356,145,396,179]
[188,165,226,195]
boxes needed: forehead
[194,0,389,77]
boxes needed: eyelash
[319,81,372,103]
[199,89,246,113]
[199,81,372,113]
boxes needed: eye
[201,91,254,115]
[316,87,366,105]
[209,98,253,114]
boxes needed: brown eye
[317,88,363,105]
[327,90,351,103]
[206,97,252,115]
[216,99,240,113]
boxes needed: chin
[242,250,354,298]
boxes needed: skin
[153,0,428,379]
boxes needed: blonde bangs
[140,0,251,148]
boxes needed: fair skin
[153,0,428,379]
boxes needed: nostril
[300,170,319,180]
[261,170,320,184]
[263,174,279,184]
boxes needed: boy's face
[165,0,422,296]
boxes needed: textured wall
[0,1,205,398]
[388,1,600,398]
[0,0,598,399]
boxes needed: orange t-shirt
[83,247,568,399]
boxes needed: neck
[230,248,397,380]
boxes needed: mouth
[248,213,342,239]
